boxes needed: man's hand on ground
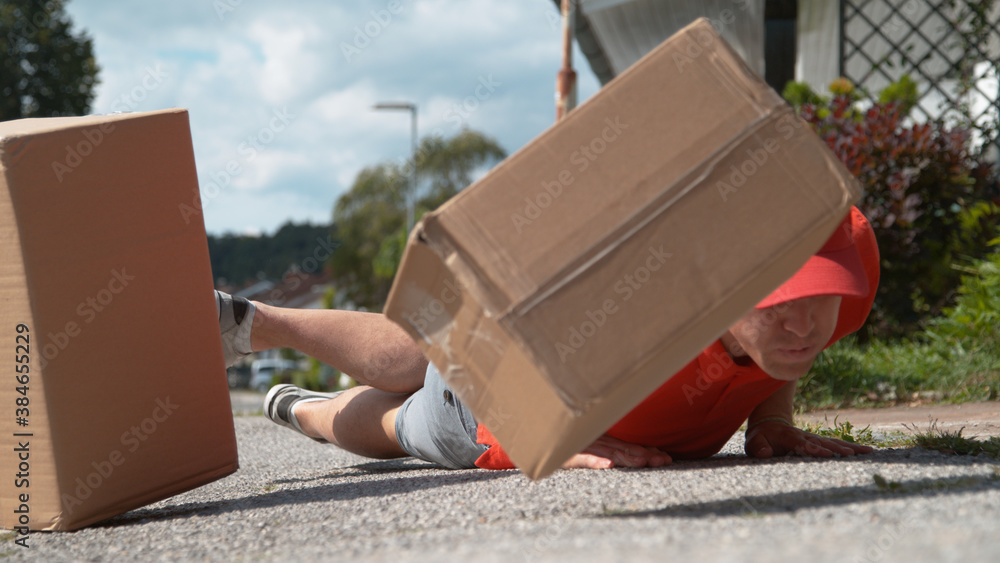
[745,420,874,459]
[563,434,672,469]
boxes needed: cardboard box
[384,18,861,479]
[0,109,238,531]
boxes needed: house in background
[558,0,999,154]
[230,271,336,311]
[222,271,339,389]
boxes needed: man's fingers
[594,437,659,459]
[827,438,874,455]
[745,432,776,458]
[803,437,875,458]
[605,447,656,468]
[797,437,865,458]
[573,440,673,469]
[647,448,672,467]
[562,453,614,469]
[573,444,644,468]
[796,440,835,458]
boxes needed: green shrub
[925,247,1000,346]
[877,74,919,116]
[799,248,1000,411]
[782,80,827,109]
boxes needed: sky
[63,0,601,236]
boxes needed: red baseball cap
[755,210,869,309]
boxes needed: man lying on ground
[216,206,879,471]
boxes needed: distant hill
[207,222,336,288]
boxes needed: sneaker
[217,290,255,367]
[263,384,343,443]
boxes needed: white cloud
[244,17,326,105]
[305,81,382,128]
[230,149,309,193]
[65,0,598,235]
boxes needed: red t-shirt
[475,207,880,469]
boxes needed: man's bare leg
[249,302,427,393]
[292,387,409,459]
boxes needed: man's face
[721,295,842,381]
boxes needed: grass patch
[799,418,1000,454]
[798,335,1000,411]
[800,417,880,446]
[800,417,911,448]
[910,426,1000,459]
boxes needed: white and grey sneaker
[216,290,255,367]
[263,384,343,443]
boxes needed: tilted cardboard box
[384,19,862,479]
[0,109,237,531]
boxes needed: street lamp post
[373,102,418,234]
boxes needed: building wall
[795,0,840,94]
[579,0,766,77]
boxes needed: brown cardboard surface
[386,18,862,479]
[0,109,237,531]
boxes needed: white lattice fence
[841,0,1000,148]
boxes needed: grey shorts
[394,363,487,469]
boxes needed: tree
[330,129,506,309]
[0,0,99,120]
[207,221,334,287]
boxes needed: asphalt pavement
[6,394,1000,562]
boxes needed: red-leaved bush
[799,95,999,337]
